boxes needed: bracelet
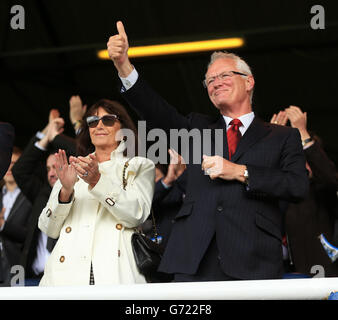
[72,120,83,128]
[302,137,312,147]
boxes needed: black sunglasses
[86,114,119,128]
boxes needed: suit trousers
[174,235,239,282]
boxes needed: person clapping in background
[271,105,338,277]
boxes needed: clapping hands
[55,150,101,201]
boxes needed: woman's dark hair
[76,99,138,157]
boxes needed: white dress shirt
[223,113,255,136]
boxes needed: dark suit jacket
[121,76,309,280]
[285,142,338,277]
[11,132,77,277]
[0,190,32,285]
[0,123,15,180]
[151,172,186,248]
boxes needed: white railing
[0,277,337,300]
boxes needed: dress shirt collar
[223,112,255,136]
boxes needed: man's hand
[47,117,65,142]
[202,155,246,183]
[69,95,87,127]
[49,109,60,124]
[107,21,134,77]
[41,109,60,135]
[284,106,310,140]
[270,110,288,126]
[162,149,186,186]
[38,117,65,150]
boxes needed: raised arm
[107,21,134,78]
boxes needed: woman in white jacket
[38,99,155,286]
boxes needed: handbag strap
[150,208,160,244]
[122,159,130,190]
[123,158,160,244]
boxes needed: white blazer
[38,143,155,286]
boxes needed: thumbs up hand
[107,21,133,77]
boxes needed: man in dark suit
[148,150,186,249]
[107,21,309,281]
[0,122,15,180]
[273,106,338,277]
[0,147,32,286]
[12,116,76,285]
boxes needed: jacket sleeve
[246,128,309,202]
[50,134,77,157]
[152,180,171,205]
[305,141,337,192]
[38,180,74,239]
[0,122,15,180]
[121,76,190,131]
[11,136,47,203]
[89,157,155,228]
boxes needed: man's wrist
[237,165,249,184]
[72,120,83,130]
[119,66,138,90]
[116,61,134,78]
[298,129,310,141]
[161,177,173,188]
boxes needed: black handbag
[131,211,173,282]
[123,159,172,282]
[131,212,164,276]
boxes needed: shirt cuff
[119,68,138,91]
[34,141,47,151]
[161,179,171,189]
[36,131,45,140]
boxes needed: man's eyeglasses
[203,71,247,88]
[86,114,119,128]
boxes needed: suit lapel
[231,117,271,162]
[5,192,25,223]
[208,116,229,159]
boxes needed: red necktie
[227,119,242,160]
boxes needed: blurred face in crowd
[4,152,20,185]
[88,107,122,152]
[46,154,58,187]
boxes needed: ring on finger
[83,171,88,177]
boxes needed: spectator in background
[12,111,75,285]
[271,106,338,277]
[0,122,15,180]
[150,149,186,249]
[0,147,32,286]
[69,95,87,135]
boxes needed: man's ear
[246,75,255,92]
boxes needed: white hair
[207,51,253,75]
[206,51,254,102]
